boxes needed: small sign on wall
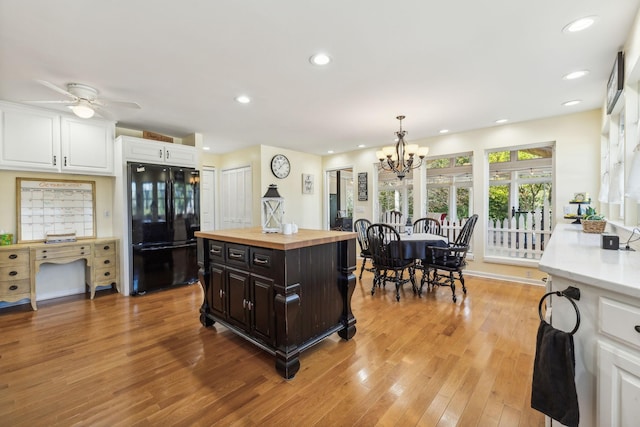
[358,172,368,201]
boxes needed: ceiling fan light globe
[71,102,95,119]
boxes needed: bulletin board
[16,178,96,243]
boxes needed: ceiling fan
[24,80,141,119]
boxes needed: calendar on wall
[17,178,96,243]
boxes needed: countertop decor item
[582,207,606,233]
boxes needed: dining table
[391,232,449,260]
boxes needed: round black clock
[271,154,290,179]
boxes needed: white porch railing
[486,202,554,260]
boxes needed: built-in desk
[0,238,119,310]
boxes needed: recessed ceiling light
[203,147,211,151]
[358,144,366,148]
[309,53,332,66]
[235,95,251,104]
[563,70,589,80]
[439,129,449,134]
[495,119,508,124]
[563,16,598,33]
[562,100,582,107]
[327,150,334,154]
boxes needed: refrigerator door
[129,163,170,245]
[169,167,200,243]
[131,242,198,294]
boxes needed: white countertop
[539,223,640,298]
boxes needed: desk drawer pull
[42,255,47,259]
[635,325,640,333]
[103,245,110,250]
[9,271,18,276]
[9,285,18,291]
[103,260,111,265]
[9,254,17,259]
[103,272,111,277]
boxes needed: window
[426,153,473,221]
[377,168,413,220]
[487,145,553,260]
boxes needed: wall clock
[271,154,290,179]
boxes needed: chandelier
[376,115,429,180]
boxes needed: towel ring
[538,286,581,336]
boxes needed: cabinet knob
[9,285,18,291]
[219,289,223,298]
[635,326,640,333]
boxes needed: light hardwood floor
[0,264,546,426]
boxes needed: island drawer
[600,297,640,350]
[208,241,225,262]
[0,278,30,300]
[226,243,249,268]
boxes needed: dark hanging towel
[531,320,579,427]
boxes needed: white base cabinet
[598,341,640,426]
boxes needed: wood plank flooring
[0,264,546,426]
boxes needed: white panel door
[221,166,252,229]
[201,168,215,232]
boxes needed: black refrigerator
[128,162,200,295]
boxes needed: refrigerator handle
[168,178,174,227]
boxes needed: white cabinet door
[598,341,640,427]
[122,136,198,167]
[61,117,115,175]
[0,102,60,171]
[164,143,198,167]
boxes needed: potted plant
[582,207,607,233]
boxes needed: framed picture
[358,172,368,201]
[302,173,314,194]
[606,51,624,114]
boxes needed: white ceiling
[1,1,639,155]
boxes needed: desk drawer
[600,297,640,350]
[0,278,30,300]
[0,264,30,281]
[35,245,91,260]
[0,248,29,266]
[94,265,117,286]
[94,241,116,258]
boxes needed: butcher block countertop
[195,227,357,251]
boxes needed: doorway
[326,168,354,230]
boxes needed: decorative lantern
[261,184,284,233]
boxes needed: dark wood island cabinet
[195,227,357,379]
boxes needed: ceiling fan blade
[98,98,141,109]
[92,105,114,120]
[23,100,76,105]
[36,80,78,100]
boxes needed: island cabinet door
[251,274,274,345]
[209,263,226,317]
[227,268,250,329]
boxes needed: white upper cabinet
[0,101,116,176]
[0,102,60,171]
[61,116,115,175]
[120,135,198,167]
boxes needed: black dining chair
[423,214,479,302]
[413,217,442,235]
[353,218,375,279]
[366,223,416,301]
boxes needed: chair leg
[395,270,401,302]
[448,272,457,303]
[359,259,365,279]
[459,272,467,294]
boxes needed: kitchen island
[195,227,357,379]
[539,223,640,426]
